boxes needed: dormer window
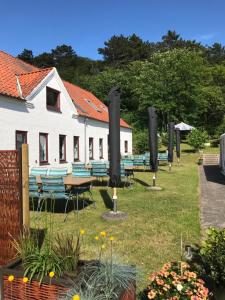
[46,87,60,112]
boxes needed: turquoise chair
[30,168,48,176]
[144,152,151,169]
[158,153,168,163]
[48,168,67,177]
[39,176,72,221]
[133,155,145,167]
[120,163,130,187]
[92,163,108,183]
[29,175,40,199]
[121,158,134,179]
[72,163,91,177]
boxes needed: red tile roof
[63,81,130,128]
[0,50,131,129]
[19,68,53,97]
[0,51,38,98]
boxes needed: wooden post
[22,144,30,229]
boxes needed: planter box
[1,259,136,300]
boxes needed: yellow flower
[8,275,14,282]
[80,229,85,235]
[101,244,106,250]
[100,231,106,237]
[49,271,55,278]
[109,236,115,241]
[94,236,99,240]
[73,295,80,300]
[23,277,29,283]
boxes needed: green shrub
[186,129,208,151]
[133,129,148,154]
[200,227,225,286]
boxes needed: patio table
[36,174,96,186]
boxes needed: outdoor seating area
[1,4,225,297]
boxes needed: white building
[0,51,132,169]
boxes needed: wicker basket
[1,260,136,300]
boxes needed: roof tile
[0,50,131,129]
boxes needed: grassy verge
[30,148,201,293]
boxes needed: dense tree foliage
[17,30,225,138]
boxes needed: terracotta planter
[1,259,136,300]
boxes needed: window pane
[89,138,93,159]
[16,131,27,150]
[74,137,79,160]
[99,138,103,158]
[125,141,128,153]
[59,135,66,161]
[40,135,47,161]
[47,88,60,109]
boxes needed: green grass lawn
[30,146,206,293]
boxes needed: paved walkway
[199,165,225,228]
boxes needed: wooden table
[86,165,134,171]
[36,175,96,186]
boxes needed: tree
[186,129,209,151]
[33,52,54,68]
[206,43,225,64]
[18,49,34,63]
[98,34,153,66]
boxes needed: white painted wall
[0,69,132,171]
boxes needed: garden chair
[158,153,168,164]
[121,158,134,180]
[72,163,91,177]
[39,176,72,221]
[92,163,109,184]
[29,176,40,210]
[48,168,67,177]
[72,163,95,212]
[120,163,130,188]
[144,152,151,170]
[30,167,48,176]
[133,155,145,168]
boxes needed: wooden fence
[0,150,22,265]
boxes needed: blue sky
[1,0,225,59]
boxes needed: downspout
[84,117,87,164]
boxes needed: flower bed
[1,259,136,300]
[146,261,209,299]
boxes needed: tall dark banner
[148,107,158,172]
[108,87,121,187]
[168,122,175,163]
[175,128,181,159]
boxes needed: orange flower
[148,290,156,299]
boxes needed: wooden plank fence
[0,150,22,265]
